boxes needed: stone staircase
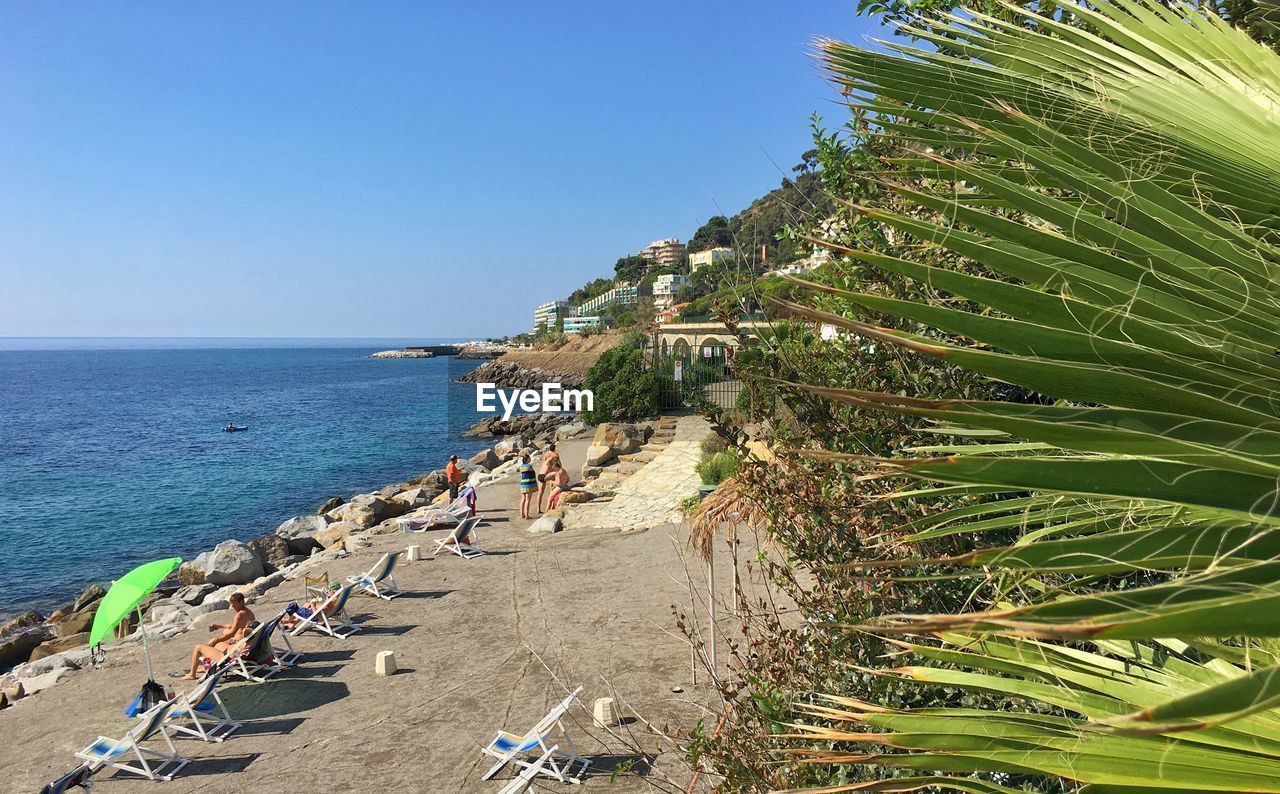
[562,415,708,531]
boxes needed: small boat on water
[223,424,249,433]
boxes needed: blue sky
[0,2,879,339]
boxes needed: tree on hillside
[567,277,614,306]
[687,215,734,253]
[613,255,650,284]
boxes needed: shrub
[581,332,658,424]
[695,451,739,486]
[700,434,727,458]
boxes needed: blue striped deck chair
[219,616,292,683]
[40,763,95,794]
[288,582,362,639]
[74,700,188,782]
[432,514,485,559]
[481,686,588,785]
[347,551,403,600]
[164,661,240,742]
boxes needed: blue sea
[0,339,490,618]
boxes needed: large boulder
[0,627,52,669]
[247,533,293,567]
[527,515,563,535]
[176,562,207,586]
[276,515,329,555]
[329,495,405,528]
[29,633,89,662]
[470,448,501,470]
[71,584,107,614]
[173,583,217,606]
[316,496,344,515]
[555,421,591,441]
[585,423,650,467]
[0,611,44,637]
[193,540,264,586]
[493,436,526,460]
[314,521,357,550]
[56,610,95,638]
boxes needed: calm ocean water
[0,339,489,618]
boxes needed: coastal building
[533,300,574,332]
[689,246,734,273]
[637,238,687,268]
[563,315,604,335]
[577,284,639,316]
[655,301,690,325]
[766,262,813,278]
[651,273,690,310]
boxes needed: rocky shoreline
[456,359,585,390]
[0,409,599,709]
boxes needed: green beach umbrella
[90,556,183,680]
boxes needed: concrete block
[593,697,618,728]
[375,650,397,676]
[406,545,421,562]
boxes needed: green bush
[695,451,739,486]
[700,434,726,457]
[582,332,658,424]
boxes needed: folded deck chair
[75,700,188,782]
[432,514,485,559]
[426,486,477,525]
[481,686,589,785]
[347,551,403,600]
[165,661,240,742]
[288,582,362,639]
[41,763,95,794]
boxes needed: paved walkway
[565,415,710,532]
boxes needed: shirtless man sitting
[181,592,255,680]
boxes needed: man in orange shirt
[445,454,463,501]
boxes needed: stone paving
[564,414,710,532]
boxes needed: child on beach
[518,453,536,519]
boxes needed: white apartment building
[533,300,573,332]
[689,246,734,273]
[577,284,639,316]
[563,316,603,335]
[637,238,687,267]
[651,273,690,309]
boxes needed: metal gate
[651,341,741,411]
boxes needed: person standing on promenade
[537,443,561,513]
[445,454,463,501]
[518,453,537,519]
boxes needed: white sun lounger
[288,583,362,639]
[165,662,240,742]
[400,486,476,532]
[347,551,403,600]
[75,700,189,782]
[432,514,485,559]
[498,745,558,794]
[481,686,589,785]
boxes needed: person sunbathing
[280,585,340,629]
[181,592,255,680]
